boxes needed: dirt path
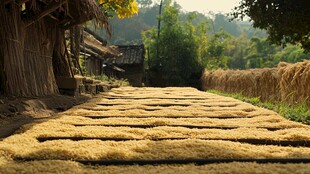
[1,87,310,174]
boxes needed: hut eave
[83,31,122,59]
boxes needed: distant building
[81,30,122,76]
[104,45,145,87]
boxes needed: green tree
[274,45,310,63]
[213,14,241,37]
[244,37,277,68]
[136,0,152,8]
[143,0,205,86]
[226,34,250,69]
[232,0,310,51]
[205,30,230,69]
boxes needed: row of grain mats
[1,87,310,173]
[201,61,310,106]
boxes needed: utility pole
[157,0,163,39]
[156,0,163,65]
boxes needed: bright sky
[173,0,240,14]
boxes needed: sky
[173,0,240,14]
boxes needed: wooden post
[25,0,67,27]
[156,0,163,66]
[64,38,74,78]
[70,25,84,76]
[74,26,84,76]
[0,51,5,93]
[52,28,71,78]
[82,26,86,76]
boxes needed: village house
[81,28,122,76]
[104,45,145,87]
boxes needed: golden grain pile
[201,61,310,105]
[0,87,310,173]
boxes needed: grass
[94,74,130,87]
[208,90,310,125]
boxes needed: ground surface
[1,87,310,173]
[0,94,90,138]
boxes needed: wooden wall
[0,3,58,96]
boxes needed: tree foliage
[98,0,139,18]
[225,36,309,69]
[93,0,309,81]
[205,30,230,69]
[213,14,241,37]
[143,1,205,86]
[232,0,310,51]
[136,0,152,8]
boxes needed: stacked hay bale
[257,68,281,101]
[201,68,280,102]
[201,61,309,106]
[278,61,310,106]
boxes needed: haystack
[201,68,280,102]
[201,61,310,106]
[278,61,310,105]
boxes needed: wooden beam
[48,14,58,21]
[25,0,67,27]
[80,46,101,59]
[62,18,89,30]
[84,27,107,46]
[4,0,13,4]
[79,52,91,57]
[58,16,71,25]
[83,41,112,57]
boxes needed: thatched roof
[82,30,122,59]
[105,45,145,65]
[66,0,110,35]
[4,0,110,34]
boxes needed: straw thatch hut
[81,29,122,76]
[0,0,109,96]
[104,45,145,87]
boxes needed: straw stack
[201,61,310,106]
[278,61,310,105]
[201,68,280,102]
